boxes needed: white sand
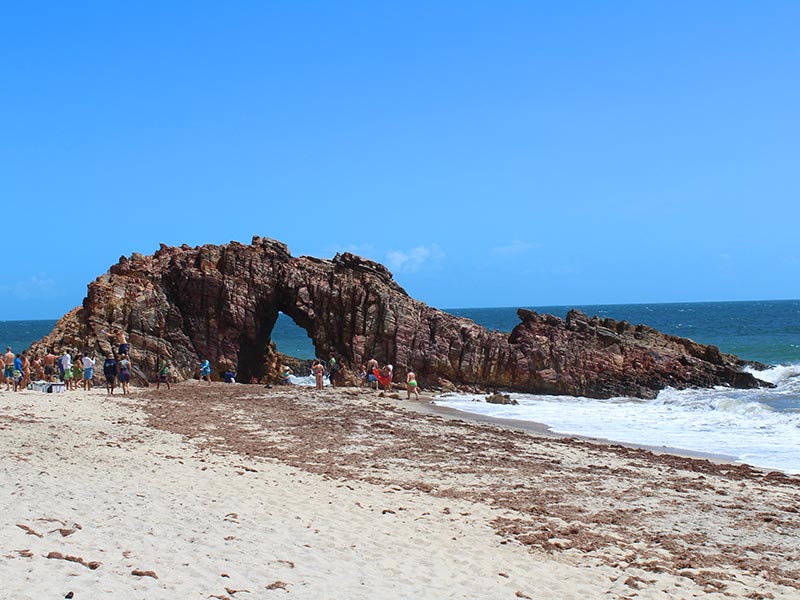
[1,386,798,599]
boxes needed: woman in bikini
[406,370,420,400]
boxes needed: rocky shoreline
[28,237,770,399]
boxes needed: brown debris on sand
[141,383,800,595]
[46,551,101,570]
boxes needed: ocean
[5,299,799,473]
[440,300,800,475]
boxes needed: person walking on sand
[4,346,15,390]
[312,359,325,390]
[103,353,118,395]
[118,353,132,394]
[406,369,420,400]
[156,354,170,390]
[199,358,211,384]
[82,353,95,391]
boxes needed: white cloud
[386,244,445,274]
[490,240,535,257]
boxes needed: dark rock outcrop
[27,236,771,398]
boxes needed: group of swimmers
[4,346,98,392]
[356,357,419,400]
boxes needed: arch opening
[235,307,317,383]
[272,312,316,360]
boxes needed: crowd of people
[4,328,422,400]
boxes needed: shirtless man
[113,328,129,356]
[43,349,56,382]
[4,347,14,390]
[366,357,379,390]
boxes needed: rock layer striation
[29,236,770,398]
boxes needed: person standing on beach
[31,354,43,381]
[43,349,56,382]
[73,354,84,389]
[327,352,339,388]
[367,357,379,390]
[60,349,74,390]
[118,353,132,394]
[156,354,170,390]
[312,359,325,390]
[198,358,211,384]
[13,353,23,392]
[406,370,420,401]
[82,353,95,391]
[383,364,393,392]
[20,352,31,390]
[4,347,15,390]
[103,353,118,395]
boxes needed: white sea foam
[287,374,323,387]
[435,366,800,474]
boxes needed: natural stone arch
[28,236,769,398]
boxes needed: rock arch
[29,236,770,398]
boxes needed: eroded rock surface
[28,236,769,398]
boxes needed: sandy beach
[2,383,799,599]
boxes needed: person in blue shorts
[199,358,211,384]
[82,353,95,391]
[366,357,379,390]
[4,346,15,391]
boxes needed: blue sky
[2,2,798,319]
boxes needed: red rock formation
[28,236,770,398]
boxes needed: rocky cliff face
[28,236,770,398]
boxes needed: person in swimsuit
[156,355,170,390]
[281,364,293,385]
[21,352,31,390]
[406,370,420,400]
[114,329,129,356]
[118,353,132,394]
[312,360,325,390]
[43,349,56,382]
[13,353,23,392]
[383,364,393,392]
[366,357,379,390]
[4,346,15,390]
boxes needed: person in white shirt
[82,354,95,391]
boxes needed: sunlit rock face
[29,236,769,398]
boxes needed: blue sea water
[5,300,799,473]
[440,300,800,474]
